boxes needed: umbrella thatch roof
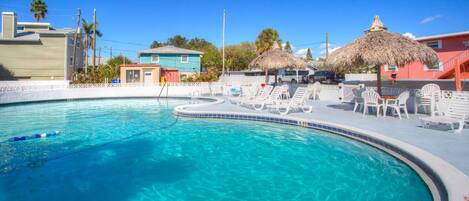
[249,43,307,70]
[326,16,439,68]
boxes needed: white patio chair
[229,85,258,104]
[270,87,312,115]
[421,92,469,133]
[238,85,273,106]
[384,91,410,119]
[243,86,284,110]
[308,82,322,100]
[362,90,384,117]
[415,83,440,116]
[352,88,364,113]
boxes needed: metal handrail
[157,82,167,99]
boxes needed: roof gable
[138,46,203,57]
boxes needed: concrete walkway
[189,98,469,177]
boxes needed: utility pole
[98,47,101,66]
[71,8,81,74]
[92,8,97,67]
[110,47,113,59]
[222,9,226,76]
[325,32,329,60]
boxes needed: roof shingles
[138,46,203,57]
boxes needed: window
[16,26,24,30]
[126,70,140,83]
[151,55,159,63]
[463,40,469,47]
[424,61,443,71]
[384,65,398,72]
[181,55,189,63]
[425,40,442,49]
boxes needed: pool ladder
[157,82,169,99]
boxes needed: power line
[99,39,148,47]
[0,3,76,11]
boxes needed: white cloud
[320,43,333,49]
[318,42,341,58]
[420,15,442,24]
[330,47,341,53]
[282,43,295,51]
[403,32,416,39]
[295,48,308,58]
[320,46,341,56]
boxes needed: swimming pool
[0,99,432,201]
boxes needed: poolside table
[382,95,398,117]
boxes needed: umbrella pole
[274,72,278,86]
[376,65,382,95]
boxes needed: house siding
[381,34,469,80]
[139,53,201,73]
[0,34,83,80]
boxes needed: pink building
[381,31,469,80]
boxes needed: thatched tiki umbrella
[249,43,307,84]
[326,16,439,95]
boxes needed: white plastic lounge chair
[229,85,259,104]
[270,87,312,115]
[421,92,469,133]
[384,91,410,119]
[238,86,273,106]
[415,83,440,115]
[308,82,322,100]
[210,84,225,96]
[352,88,364,113]
[243,86,284,110]
[362,90,384,117]
[230,86,273,106]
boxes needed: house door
[144,71,153,86]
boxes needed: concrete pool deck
[176,97,469,201]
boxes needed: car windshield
[314,71,329,76]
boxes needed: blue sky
[1,0,469,60]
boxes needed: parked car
[309,71,344,83]
[279,70,310,84]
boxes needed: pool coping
[174,97,469,201]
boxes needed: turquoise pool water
[0,99,432,201]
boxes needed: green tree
[225,42,257,71]
[305,48,313,61]
[187,38,212,50]
[150,40,165,48]
[284,41,293,54]
[254,28,280,55]
[72,55,132,84]
[167,35,188,47]
[30,0,47,22]
[107,55,132,68]
[82,19,103,67]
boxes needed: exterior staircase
[438,50,469,79]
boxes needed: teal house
[138,46,203,74]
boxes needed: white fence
[345,74,377,81]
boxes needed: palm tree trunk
[265,68,269,84]
[84,36,88,73]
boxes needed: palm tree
[82,19,102,68]
[30,0,48,22]
[254,28,280,55]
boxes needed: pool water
[0,99,432,201]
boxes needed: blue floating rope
[7,131,62,142]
